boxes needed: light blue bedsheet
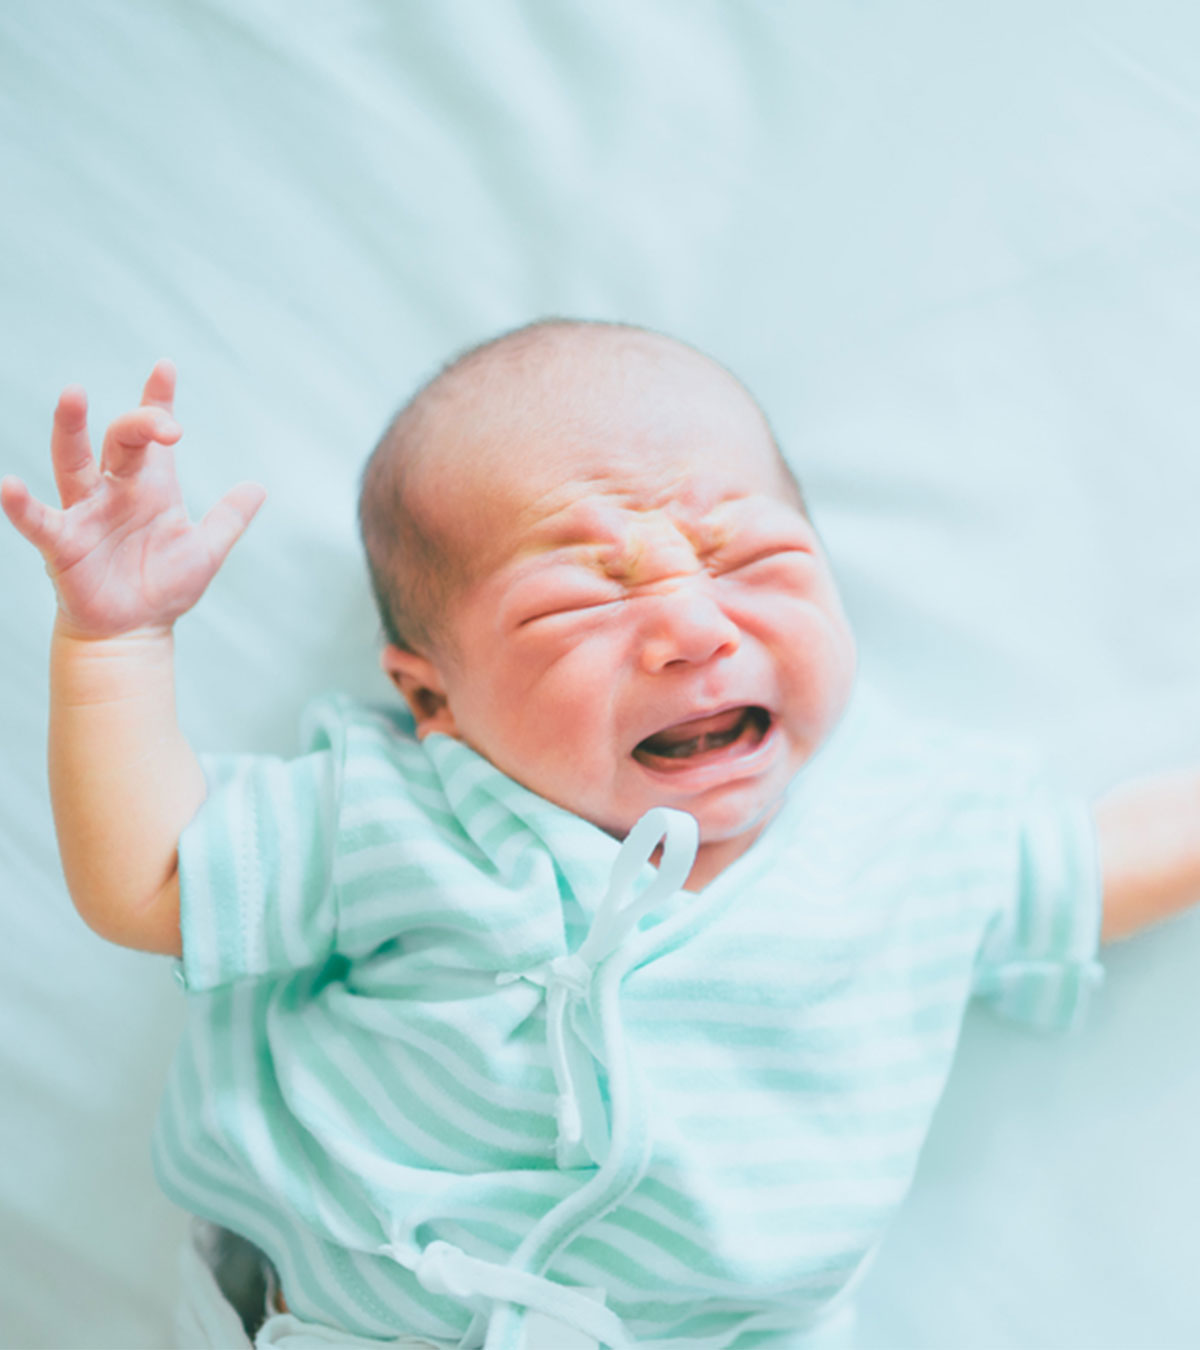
[2,3,1198,1346]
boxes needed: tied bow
[500,807,699,1168]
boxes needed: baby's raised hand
[1,361,265,639]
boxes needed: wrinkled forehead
[408,333,792,570]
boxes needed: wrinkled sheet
[1,3,1198,1346]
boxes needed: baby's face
[389,337,857,883]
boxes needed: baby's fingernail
[153,413,178,435]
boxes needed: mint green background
[1,3,1198,1345]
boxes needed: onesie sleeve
[971,781,1105,1032]
[176,711,344,992]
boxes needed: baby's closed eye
[712,541,815,581]
[514,577,624,627]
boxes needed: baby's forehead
[406,327,795,564]
[441,327,757,440]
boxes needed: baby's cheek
[752,599,850,679]
[541,655,619,727]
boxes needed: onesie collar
[419,731,626,922]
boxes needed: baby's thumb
[199,483,267,571]
[0,475,59,555]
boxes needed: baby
[4,319,1199,1350]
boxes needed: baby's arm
[1,361,264,955]
[1094,772,1200,941]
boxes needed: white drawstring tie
[500,808,699,1169]
[399,1238,629,1346]
[385,807,700,1350]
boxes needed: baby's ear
[380,645,459,740]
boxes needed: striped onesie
[154,684,1103,1348]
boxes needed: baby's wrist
[50,617,178,703]
[52,611,176,647]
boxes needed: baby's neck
[661,808,780,892]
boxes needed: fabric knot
[392,1236,624,1349]
[414,1240,474,1299]
[546,952,591,1000]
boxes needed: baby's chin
[594,774,789,855]
[575,790,780,892]
[687,791,788,848]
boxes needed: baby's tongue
[637,708,749,760]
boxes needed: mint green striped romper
[153,684,1103,1348]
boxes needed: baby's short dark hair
[357,318,803,654]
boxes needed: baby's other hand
[0,361,265,639]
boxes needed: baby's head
[359,320,856,882]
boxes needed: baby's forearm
[49,621,201,955]
[1094,770,1200,943]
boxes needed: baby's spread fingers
[198,482,267,570]
[100,406,182,478]
[50,386,101,507]
[140,359,177,414]
[1,475,62,553]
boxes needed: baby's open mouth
[633,706,771,768]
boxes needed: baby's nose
[638,587,741,673]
